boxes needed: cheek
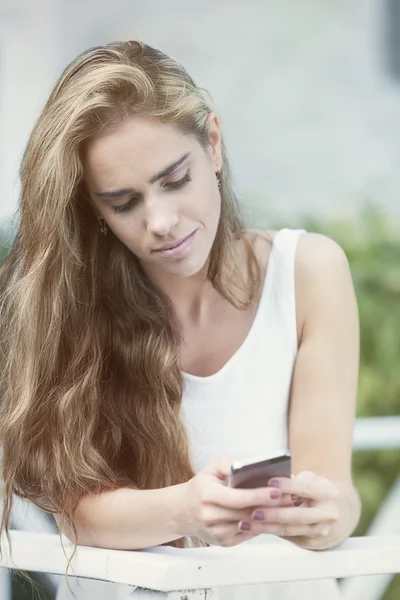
[107,217,144,253]
[195,179,221,222]
[207,186,222,225]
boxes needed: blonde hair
[0,40,259,550]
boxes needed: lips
[153,232,194,252]
[151,230,197,259]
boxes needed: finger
[202,457,235,480]
[268,477,339,502]
[205,483,283,510]
[292,495,310,507]
[250,504,339,526]
[295,470,322,482]
[251,493,294,516]
[203,500,281,526]
[204,508,251,525]
[280,493,295,507]
[242,521,331,538]
[211,523,256,547]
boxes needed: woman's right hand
[177,458,285,547]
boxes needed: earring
[216,170,222,189]
[98,217,108,236]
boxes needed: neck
[144,262,213,323]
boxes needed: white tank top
[57,228,340,599]
[181,228,304,472]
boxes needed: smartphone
[228,449,291,489]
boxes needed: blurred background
[0,1,399,599]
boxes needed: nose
[145,198,180,237]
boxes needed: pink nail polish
[253,510,265,520]
[240,521,251,531]
[270,489,280,499]
[269,480,280,488]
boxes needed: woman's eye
[111,198,137,214]
[110,172,191,214]
[164,171,191,191]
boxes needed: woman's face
[84,113,222,279]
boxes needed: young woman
[0,41,360,599]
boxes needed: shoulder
[294,232,357,340]
[246,228,349,267]
[246,229,357,343]
[247,228,349,269]
[295,232,349,274]
[245,227,352,282]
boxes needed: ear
[207,112,223,172]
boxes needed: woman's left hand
[239,470,342,550]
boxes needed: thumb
[295,470,322,482]
[291,471,321,506]
[202,457,234,481]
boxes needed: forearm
[61,484,188,550]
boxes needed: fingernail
[293,495,304,506]
[240,521,251,531]
[269,480,280,488]
[253,510,265,520]
[270,489,280,499]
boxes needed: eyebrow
[95,152,190,199]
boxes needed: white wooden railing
[1,415,399,600]
[1,530,400,599]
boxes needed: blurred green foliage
[1,207,400,599]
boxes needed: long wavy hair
[0,40,259,550]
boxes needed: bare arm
[59,459,283,549]
[289,233,361,546]
[59,484,187,549]
[245,233,361,549]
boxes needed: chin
[165,252,209,278]
[171,260,208,279]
